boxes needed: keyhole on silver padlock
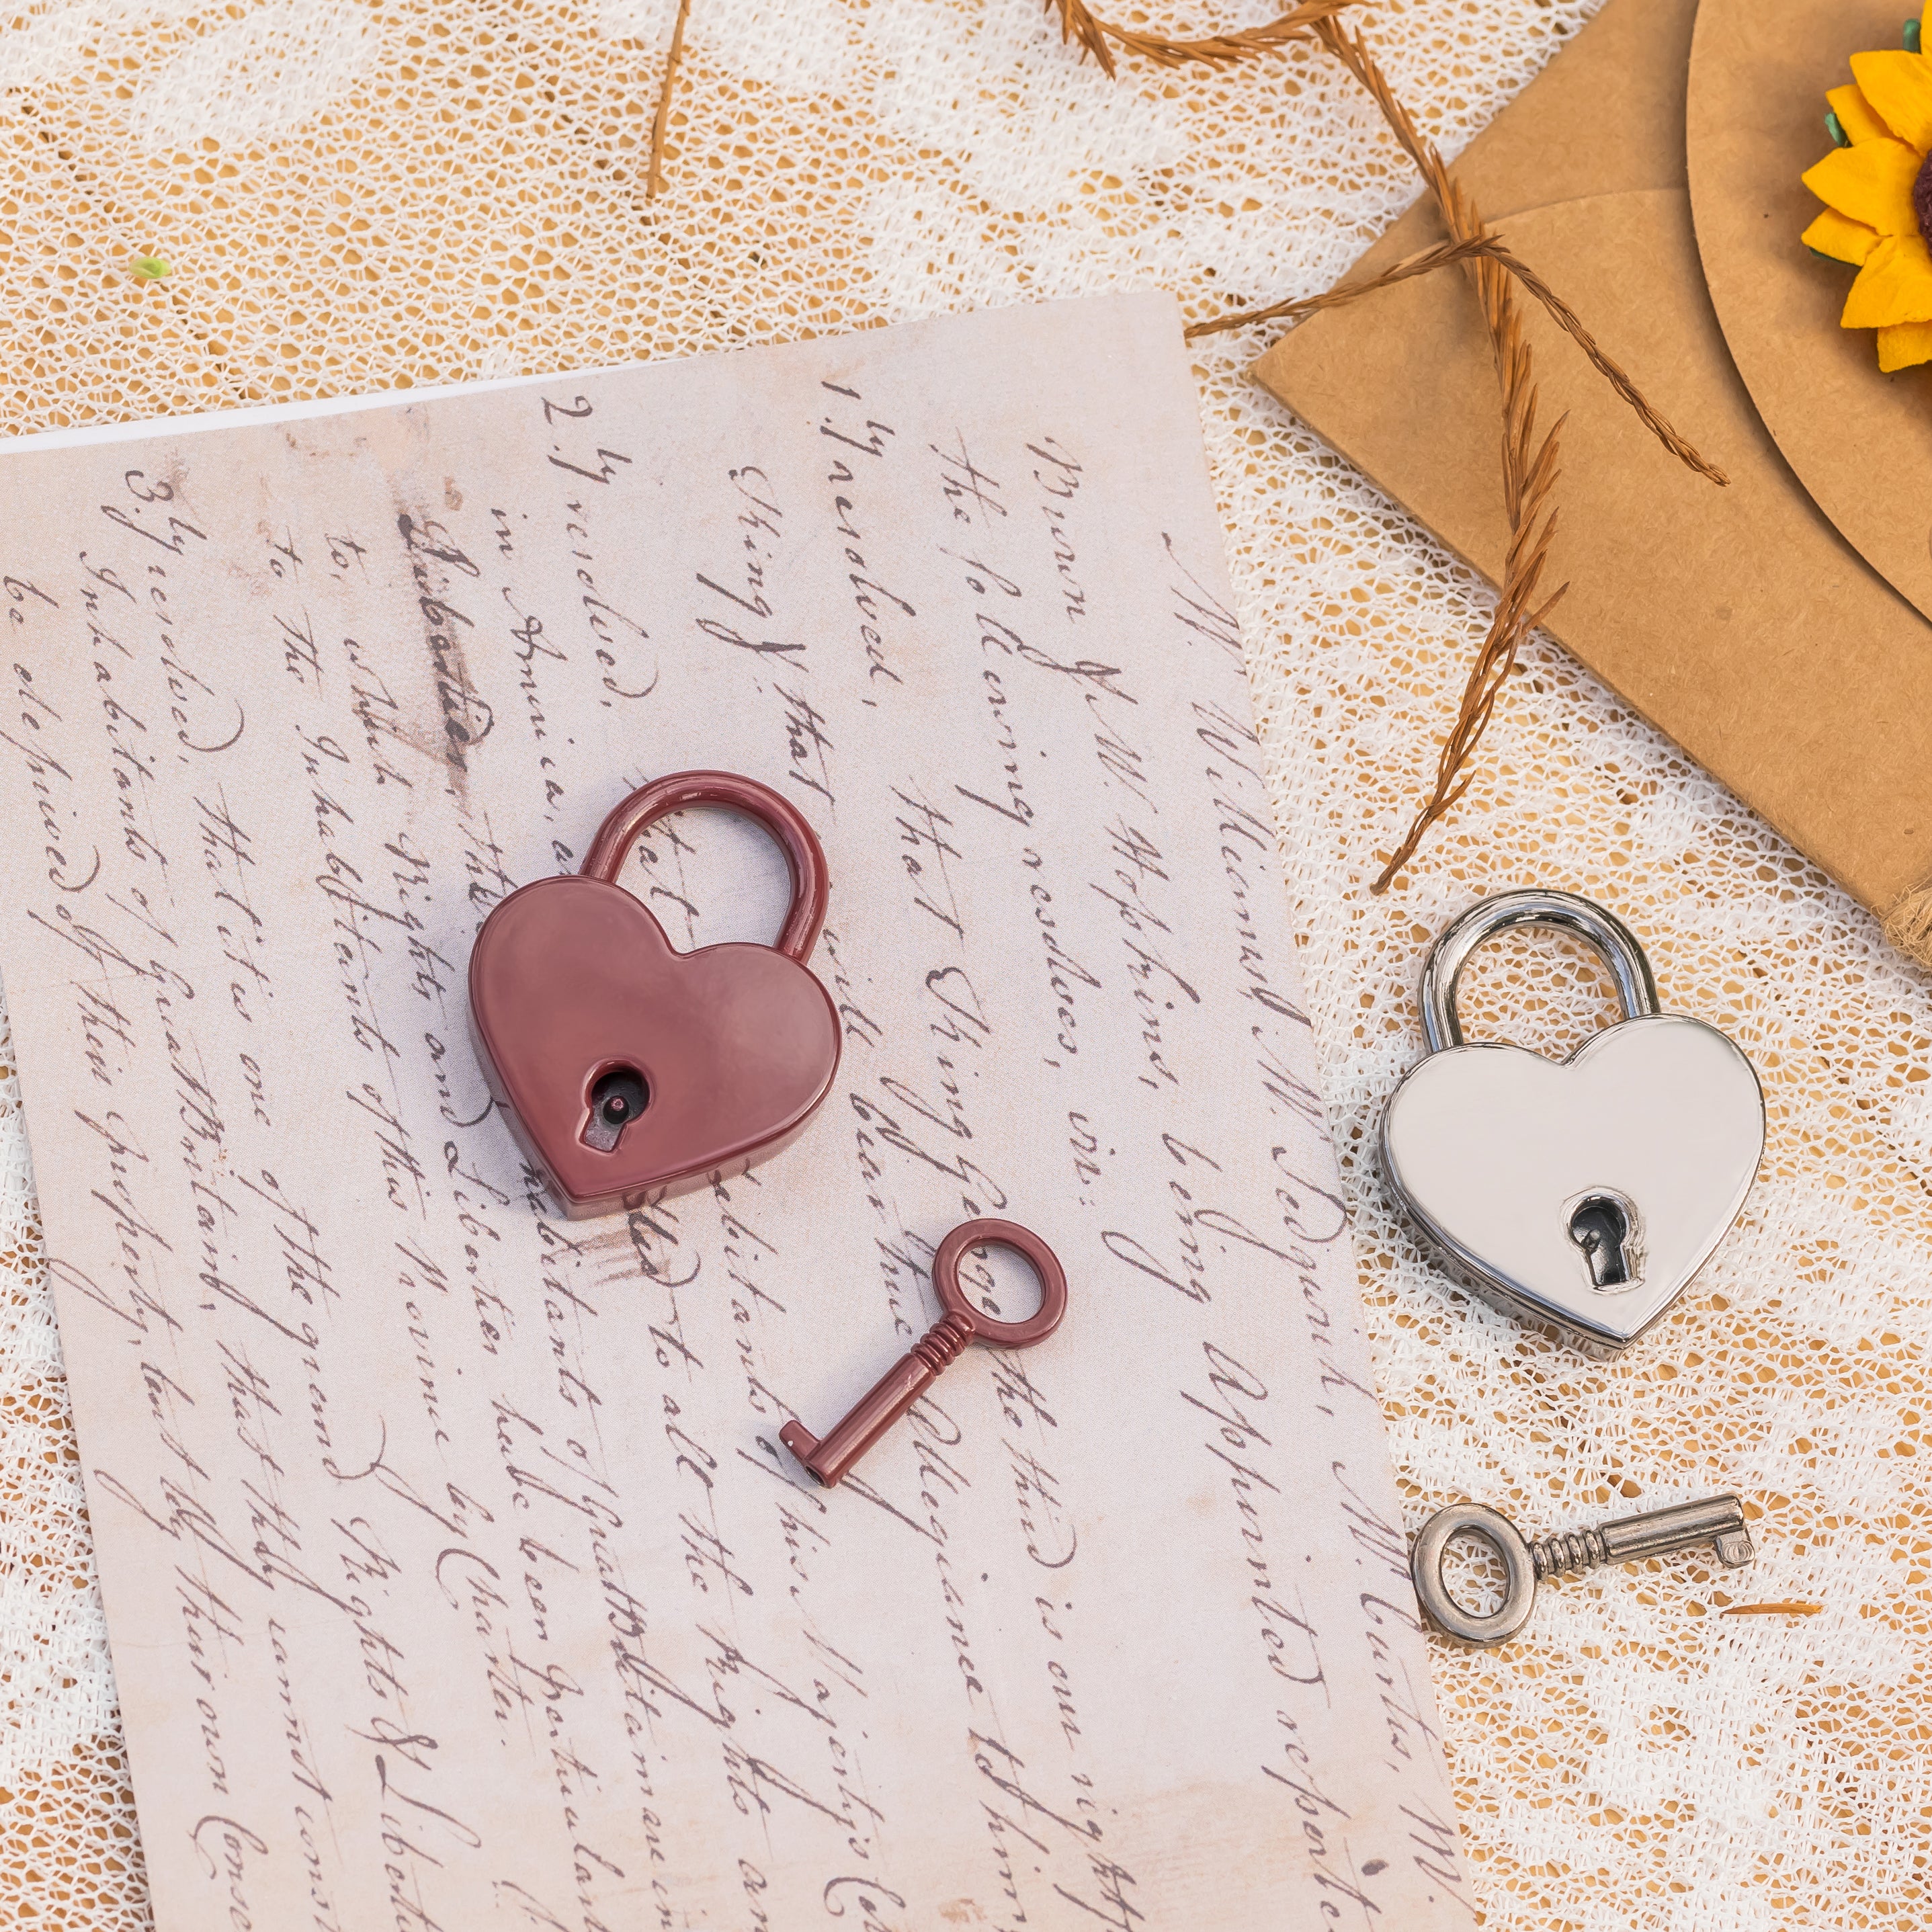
[1567,1195,1632,1288]
[584,1066,649,1151]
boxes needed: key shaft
[1527,1493,1754,1577]
[1597,1493,1755,1568]
[780,1314,971,1487]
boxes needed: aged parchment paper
[0,293,1467,1931]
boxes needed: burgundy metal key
[780,1219,1067,1487]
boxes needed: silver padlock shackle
[1419,889,1661,1054]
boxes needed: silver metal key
[1411,1492,1756,1646]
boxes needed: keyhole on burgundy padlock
[584,1066,649,1152]
[1568,1194,1633,1288]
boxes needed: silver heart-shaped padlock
[1381,890,1764,1351]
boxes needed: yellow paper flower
[1803,36,1932,371]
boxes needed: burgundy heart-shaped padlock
[468,771,841,1218]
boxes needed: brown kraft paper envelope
[1687,0,1932,625]
[1253,0,1932,962]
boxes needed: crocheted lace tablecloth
[1,0,1927,1925]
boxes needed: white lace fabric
[1,0,1927,1924]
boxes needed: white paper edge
[0,365,646,456]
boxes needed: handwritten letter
[0,294,1467,1930]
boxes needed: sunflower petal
[1843,232,1932,326]
[1802,138,1923,234]
[1828,83,1893,146]
[1804,207,1882,263]
[1878,320,1932,369]
[1850,51,1932,153]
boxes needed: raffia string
[1882,879,1932,970]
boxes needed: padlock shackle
[1419,889,1659,1054]
[579,770,831,964]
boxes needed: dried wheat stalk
[647,0,694,202]
[1486,240,1728,486]
[648,0,1348,199]
[1060,1,1722,884]
[1306,16,1722,889]
[1049,0,1358,76]
[1188,232,1730,496]
[1183,234,1509,339]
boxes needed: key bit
[1411,1492,1756,1646]
[780,1219,1066,1488]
